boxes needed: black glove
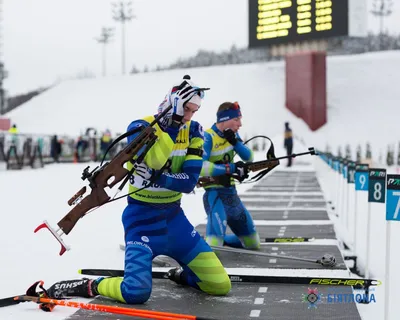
[234,161,249,181]
[224,128,237,146]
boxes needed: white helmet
[158,75,204,114]
[157,75,204,128]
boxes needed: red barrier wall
[285,51,327,131]
[0,117,11,131]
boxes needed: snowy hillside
[5,51,400,161]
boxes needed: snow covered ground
[0,144,398,320]
[1,50,400,319]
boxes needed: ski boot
[167,267,186,285]
[46,278,103,299]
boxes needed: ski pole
[14,295,218,320]
[210,245,336,267]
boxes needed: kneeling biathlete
[201,101,260,250]
[44,76,231,304]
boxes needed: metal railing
[0,132,127,170]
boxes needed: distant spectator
[8,124,19,146]
[284,122,293,167]
[85,127,97,138]
[50,135,62,163]
[100,130,113,159]
[37,137,44,153]
[8,124,18,134]
[75,136,88,162]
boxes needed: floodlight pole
[370,0,393,50]
[95,27,114,77]
[0,0,7,115]
[112,1,135,75]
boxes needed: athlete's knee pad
[205,235,224,247]
[123,288,152,304]
[187,251,231,296]
[241,233,261,250]
[207,273,231,296]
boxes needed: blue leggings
[105,201,231,304]
[203,188,260,249]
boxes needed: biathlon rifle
[198,141,316,186]
[198,135,280,187]
[34,105,173,256]
[235,146,317,182]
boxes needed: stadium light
[112,1,135,75]
[95,27,114,77]
[0,0,6,114]
[370,0,393,49]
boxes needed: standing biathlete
[201,101,261,250]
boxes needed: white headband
[188,94,202,107]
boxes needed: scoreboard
[249,0,365,48]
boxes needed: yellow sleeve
[144,130,175,170]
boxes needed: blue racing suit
[201,124,260,249]
[96,117,231,304]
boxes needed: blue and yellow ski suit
[97,117,231,304]
[201,124,260,249]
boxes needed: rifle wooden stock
[198,159,280,187]
[245,159,280,172]
[58,188,110,234]
[57,126,157,235]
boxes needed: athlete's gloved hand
[233,161,249,181]
[223,128,238,146]
[168,80,199,126]
[134,161,155,181]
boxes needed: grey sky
[2,0,399,95]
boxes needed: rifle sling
[249,162,279,182]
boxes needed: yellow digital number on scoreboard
[315,0,332,32]
[296,0,312,34]
[256,0,293,40]
[250,0,348,48]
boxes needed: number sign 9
[355,164,369,191]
